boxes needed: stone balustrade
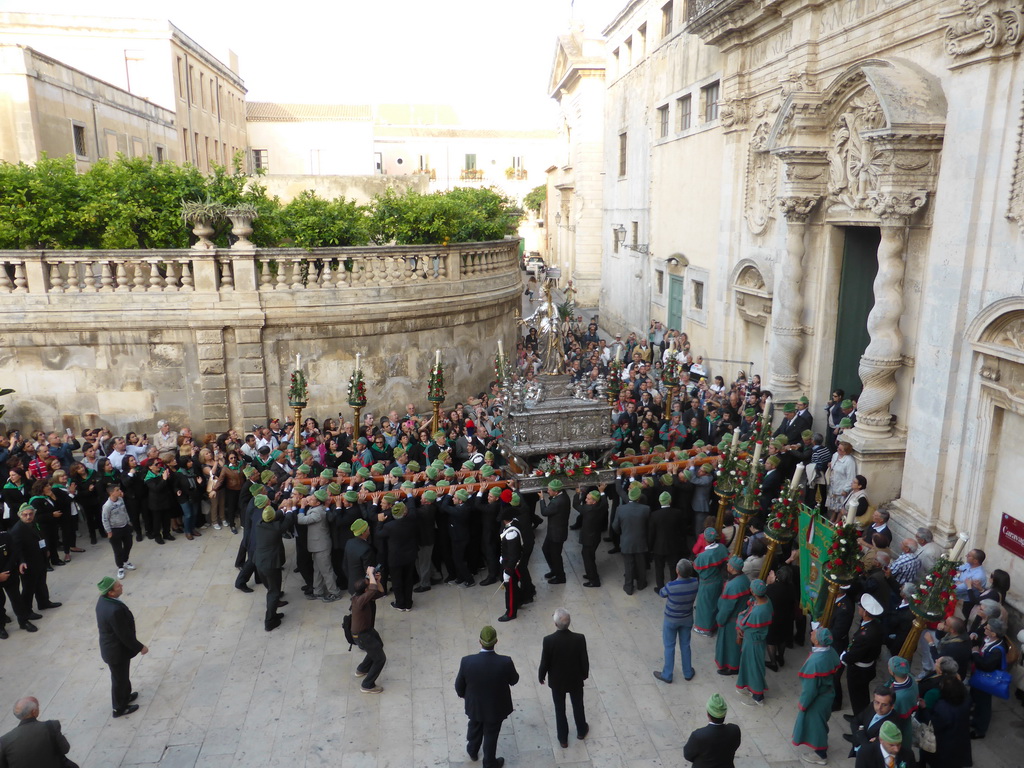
[0,240,519,296]
[0,239,522,435]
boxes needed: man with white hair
[151,420,178,461]
[0,695,72,767]
[888,539,921,586]
[538,608,590,749]
[915,528,944,573]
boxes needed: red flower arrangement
[908,555,959,620]
[823,523,863,580]
[427,362,446,402]
[533,452,597,479]
[288,370,308,406]
[766,484,800,542]
[346,370,367,407]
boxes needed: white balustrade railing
[0,240,520,296]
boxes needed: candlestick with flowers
[662,353,680,413]
[817,522,861,628]
[606,359,623,406]
[759,480,801,579]
[728,440,765,553]
[494,350,513,393]
[288,368,308,429]
[897,554,962,659]
[347,367,367,435]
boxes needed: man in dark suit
[538,608,589,749]
[648,491,686,591]
[9,504,61,614]
[683,693,742,768]
[844,686,897,758]
[572,486,608,587]
[539,479,570,584]
[0,528,38,636]
[251,495,295,632]
[774,403,803,445]
[0,696,71,767]
[95,577,147,718]
[455,625,519,768]
[854,719,914,768]
[612,483,650,595]
[842,593,885,717]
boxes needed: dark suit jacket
[9,520,46,569]
[682,722,742,768]
[611,501,650,555]
[0,717,70,768]
[539,628,589,692]
[572,493,607,547]
[540,491,571,543]
[252,511,295,572]
[376,512,419,567]
[455,649,519,723]
[343,536,376,592]
[852,732,913,767]
[96,595,144,665]
[848,706,896,757]
[648,506,687,556]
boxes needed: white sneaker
[117,568,125,579]
[213,523,221,530]
[123,562,136,570]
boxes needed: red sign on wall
[998,513,1024,560]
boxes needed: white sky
[5,0,625,128]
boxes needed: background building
[0,44,178,167]
[580,0,1024,604]
[0,12,247,170]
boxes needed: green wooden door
[668,275,684,331]
[831,227,880,398]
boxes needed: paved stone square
[1,527,1022,768]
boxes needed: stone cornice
[943,0,1024,67]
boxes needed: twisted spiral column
[769,196,820,400]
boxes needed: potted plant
[181,198,225,249]
[225,202,259,248]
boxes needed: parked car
[526,256,546,276]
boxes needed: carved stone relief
[944,0,1024,58]
[744,123,779,235]
[732,263,772,327]
[826,89,888,210]
[1008,93,1024,226]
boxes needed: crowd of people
[1,317,1022,767]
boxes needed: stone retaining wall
[0,239,520,434]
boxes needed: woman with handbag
[969,617,1010,739]
[917,668,971,768]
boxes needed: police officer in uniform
[840,593,884,717]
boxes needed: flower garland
[823,522,863,580]
[427,362,446,402]
[288,370,308,405]
[714,442,743,495]
[533,452,597,479]
[346,370,367,407]
[765,481,800,541]
[606,359,623,397]
[737,448,764,510]
[662,353,680,388]
[908,555,959,620]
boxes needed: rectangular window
[702,80,720,122]
[252,149,269,171]
[692,279,705,310]
[182,129,189,163]
[155,145,166,163]
[612,48,620,77]
[204,137,210,170]
[637,24,646,58]
[662,1,674,38]
[465,153,477,170]
[656,269,664,294]
[631,221,639,248]
[72,123,88,157]
[618,132,627,176]
[657,105,669,138]
[613,227,621,254]
[132,137,145,157]
[200,73,206,110]
[176,57,185,98]
[104,131,119,159]
[419,154,430,170]
[677,94,692,130]
[624,36,632,66]
[188,65,195,104]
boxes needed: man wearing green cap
[376,501,419,611]
[296,489,342,602]
[413,490,441,592]
[96,577,147,717]
[714,557,751,675]
[343,517,376,596]
[792,627,842,765]
[854,719,913,768]
[455,625,520,768]
[774,402,803,445]
[572,485,608,588]
[440,488,475,587]
[884,656,918,746]
[683,693,742,768]
[611,481,651,595]
[540,479,570,584]
[476,484,503,587]
[693,527,728,635]
[736,578,774,704]
[648,490,686,591]
[253,496,296,632]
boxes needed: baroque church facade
[551,0,1024,598]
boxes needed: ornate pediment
[731,258,773,326]
[943,0,1024,64]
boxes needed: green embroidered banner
[798,506,837,616]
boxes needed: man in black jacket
[376,501,418,611]
[413,489,440,592]
[96,577,147,717]
[572,486,608,588]
[841,594,885,718]
[476,485,503,587]
[648,491,687,591]
[844,686,896,758]
[538,608,589,749]
[683,693,742,768]
[0,528,38,636]
[343,518,376,596]
[539,479,570,584]
[0,696,71,767]
[251,495,294,632]
[455,625,519,768]
[9,505,60,614]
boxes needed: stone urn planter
[226,204,258,249]
[181,198,225,250]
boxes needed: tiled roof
[246,103,372,122]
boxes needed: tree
[523,184,546,215]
